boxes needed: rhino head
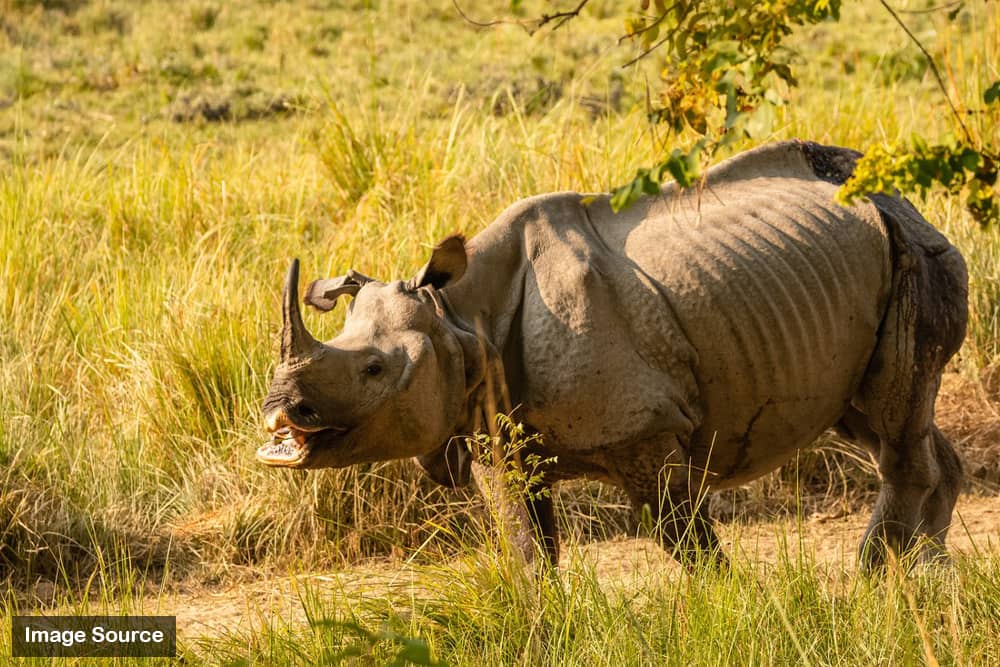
[258,236,481,487]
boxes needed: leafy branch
[877,0,971,143]
[460,0,999,227]
[468,413,557,502]
[607,0,842,210]
[839,137,998,228]
[839,2,998,228]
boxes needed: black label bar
[11,616,176,658]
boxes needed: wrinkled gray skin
[260,141,968,570]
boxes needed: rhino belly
[627,184,892,486]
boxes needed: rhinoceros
[259,141,967,569]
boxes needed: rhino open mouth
[256,425,350,467]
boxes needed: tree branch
[879,0,973,144]
[621,31,674,69]
[617,5,677,45]
[452,0,591,36]
[451,0,533,33]
[533,0,592,34]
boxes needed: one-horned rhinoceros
[258,141,968,570]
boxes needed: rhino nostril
[291,402,317,421]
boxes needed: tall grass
[3,497,999,665]
[187,541,1000,664]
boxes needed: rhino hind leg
[854,419,962,568]
[857,418,945,569]
[918,426,963,555]
[852,357,965,570]
[835,405,957,557]
[849,205,967,571]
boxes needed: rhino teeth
[257,424,353,465]
[266,440,300,457]
[257,432,306,464]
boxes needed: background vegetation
[1,0,998,663]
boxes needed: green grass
[208,552,1000,666]
[4,533,1000,665]
[1,0,999,663]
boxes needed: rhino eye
[365,363,383,377]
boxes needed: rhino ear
[412,235,467,289]
[304,270,374,312]
[415,439,471,488]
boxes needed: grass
[1,0,999,663]
[3,526,1000,665]
[208,552,1000,666]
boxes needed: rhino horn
[282,259,320,361]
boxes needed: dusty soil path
[150,493,1000,641]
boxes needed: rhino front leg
[626,485,723,568]
[525,488,559,565]
[618,441,725,568]
[470,461,560,566]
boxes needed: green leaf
[959,149,982,172]
[664,151,696,187]
[643,174,660,195]
[702,40,744,74]
[642,21,660,49]
[770,63,795,85]
[610,174,644,212]
[984,80,1000,105]
[392,641,438,666]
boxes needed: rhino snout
[264,401,318,431]
[258,403,353,468]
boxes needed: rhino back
[582,144,893,484]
